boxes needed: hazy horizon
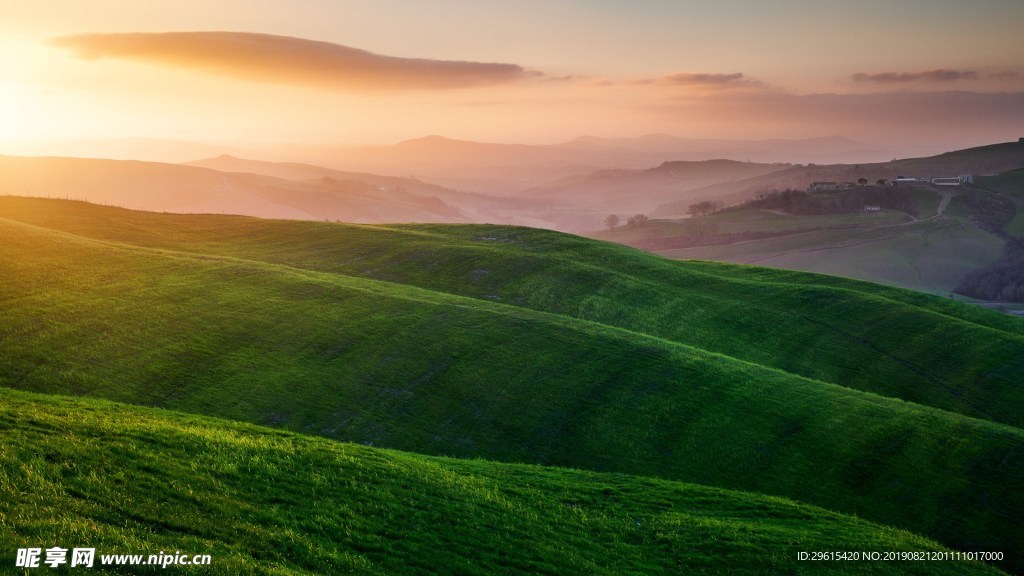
[1,0,1022,159]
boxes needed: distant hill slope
[520,159,790,212]
[283,134,893,195]
[888,141,1024,176]
[285,135,610,195]
[654,141,1024,218]
[0,155,471,224]
[1,198,1023,571]
[3,389,1003,576]
[654,213,1005,295]
[601,185,1008,295]
[183,154,530,223]
[553,134,888,165]
[633,164,1022,299]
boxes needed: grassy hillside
[889,142,1024,176]
[653,141,1024,218]
[3,389,1003,576]
[631,180,1017,298]
[656,218,1005,294]
[1,198,1023,570]
[3,197,1022,428]
[592,209,907,242]
[975,169,1024,236]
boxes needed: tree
[687,200,721,217]
[604,214,620,231]
[876,178,887,186]
[627,214,649,228]
[857,178,868,186]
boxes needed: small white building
[864,205,881,212]
[930,174,973,186]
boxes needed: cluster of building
[892,174,974,187]
[808,173,973,192]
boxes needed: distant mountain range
[2,139,1021,234]
[280,134,894,195]
[3,133,899,193]
[184,155,540,225]
[0,155,534,226]
[521,159,790,212]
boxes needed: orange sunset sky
[1,0,1022,156]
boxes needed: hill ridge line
[3,196,1019,341]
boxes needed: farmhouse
[808,181,838,192]
[892,177,928,187]
[864,205,880,212]
[930,174,974,186]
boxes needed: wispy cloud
[646,89,1024,146]
[51,31,535,90]
[631,72,765,91]
[851,69,978,83]
[991,71,1019,80]
[662,72,752,86]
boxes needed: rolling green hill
[3,389,1003,575]
[2,197,1024,572]
[3,197,1022,428]
[976,169,1024,236]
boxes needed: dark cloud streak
[649,72,765,90]
[852,69,979,83]
[52,31,533,90]
[663,72,746,85]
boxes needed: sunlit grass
[0,197,1022,572]
[0,389,1007,575]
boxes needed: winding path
[934,189,958,218]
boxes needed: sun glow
[0,81,41,146]
[0,74,107,152]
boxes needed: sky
[1,0,1022,154]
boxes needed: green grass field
[2,389,1005,575]
[602,185,1021,298]
[2,197,1023,573]
[659,219,1006,294]
[591,209,907,243]
[3,197,1022,427]
[976,170,1024,236]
